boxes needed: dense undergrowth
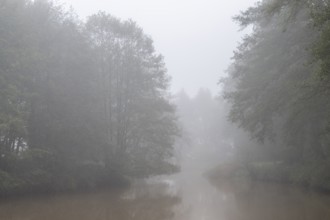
[0,150,131,196]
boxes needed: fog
[1,0,330,219]
[61,0,257,96]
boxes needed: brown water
[1,145,330,220]
[1,175,330,220]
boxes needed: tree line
[222,0,330,190]
[0,0,178,194]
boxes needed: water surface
[1,146,330,220]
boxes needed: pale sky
[61,0,258,96]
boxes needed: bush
[248,162,291,182]
[309,162,330,191]
[0,170,25,194]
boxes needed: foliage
[222,0,330,191]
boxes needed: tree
[85,12,178,177]
[223,0,329,163]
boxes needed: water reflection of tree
[0,181,181,220]
[208,177,330,220]
[119,181,181,220]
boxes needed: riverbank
[0,147,179,197]
[0,162,131,197]
[206,161,330,192]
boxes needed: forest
[0,0,178,194]
[1,0,330,199]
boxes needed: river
[1,145,330,220]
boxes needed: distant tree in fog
[175,88,242,157]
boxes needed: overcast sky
[61,0,258,96]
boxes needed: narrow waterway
[1,144,330,220]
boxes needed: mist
[61,0,257,96]
[1,0,330,220]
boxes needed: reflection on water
[207,177,330,220]
[0,179,180,220]
[1,174,330,220]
